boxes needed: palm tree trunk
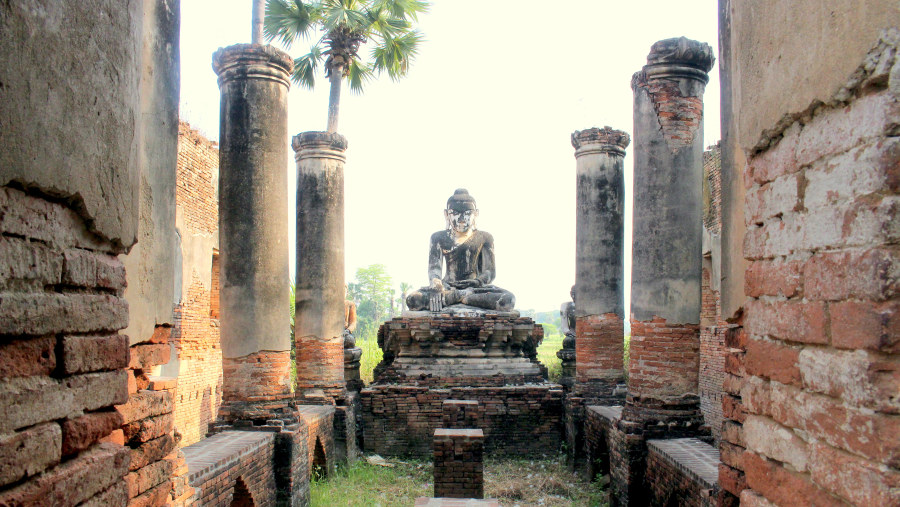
[326,64,343,132]
[251,0,264,44]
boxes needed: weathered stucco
[718,0,900,319]
[214,44,293,359]
[122,0,180,343]
[0,1,143,250]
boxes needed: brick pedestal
[433,429,484,499]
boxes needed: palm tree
[264,0,428,133]
[400,281,411,313]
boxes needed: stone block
[80,481,129,507]
[129,433,176,471]
[129,343,171,370]
[744,299,828,344]
[0,236,62,290]
[803,247,899,302]
[125,457,174,498]
[798,347,900,413]
[745,173,800,225]
[794,92,899,167]
[0,371,128,433]
[61,410,124,456]
[744,337,801,386]
[0,335,56,379]
[830,299,900,353]
[61,248,126,291]
[744,258,803,298]
[61,333,129,374]
[116,390,173,425]
[123,413,174,444]
[809,441,900,506]
[0,293,128,336]
[742,451,841,507]
[741,377,900,466]
[743,415,809,472]
[0,443,129,506]
[128,478,172,507]
[804,138,900,210]
[0,422,61,487]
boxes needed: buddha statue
[406,189,516,312]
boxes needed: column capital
[634,37,715,86]
[572,127,630,156]
[212,43,294,88]
[292,131,348,163]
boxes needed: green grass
[311,454,609,506]
[359,334,382,384]
[537,332,564,382]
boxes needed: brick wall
[182,431,277,506]
[362,385,563,457]
[730,33,900,506]
[0,186,131,504]
[627,319,701,410]
[645,439,718,507]
[699,267,726,444]
[575,314,625,404]
[433,429,485,499]
[172,121,223,447]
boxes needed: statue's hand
[429,290,443,312]
[430,278,444,291]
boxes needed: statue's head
[444,188,478,234]
[570,285,576,302]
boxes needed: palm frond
[372,0,430,21]
[345,60,374,94]
[364,8,408,38]
[372,30,423,80]
[264,0,323,48]
[322,0,369,33]
[292,46,324,88]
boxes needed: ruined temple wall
[361,385,563,458]
[700,145,728,444]
[718,2,900,504]
[0,1,181,504]
[167,122,223,447]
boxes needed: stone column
[626,37,714,430]
[213,44,294,416]
[293,132,348,402]
[572,127,630,404]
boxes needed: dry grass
[311,454,607,506]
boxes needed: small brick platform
[415,498,500,506]
[646,438,719,507]
[415,499,500,506]
[183,431,276,506]
[433,429,485,499]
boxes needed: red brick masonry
[433,429,485,499]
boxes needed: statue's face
[445,207,477,234]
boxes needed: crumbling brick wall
[362,385,563,457]
[171,122,223,447]
[0,186,131,505]
[732,32,900,506]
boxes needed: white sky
[180,0,721,313]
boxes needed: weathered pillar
[213,44,294,416]
[293,132,348,402]
[626,37,713,428]
[609,37,714,507]
[572,127,630,404]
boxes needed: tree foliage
[349,264,394,339]
[264,0,428,131]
